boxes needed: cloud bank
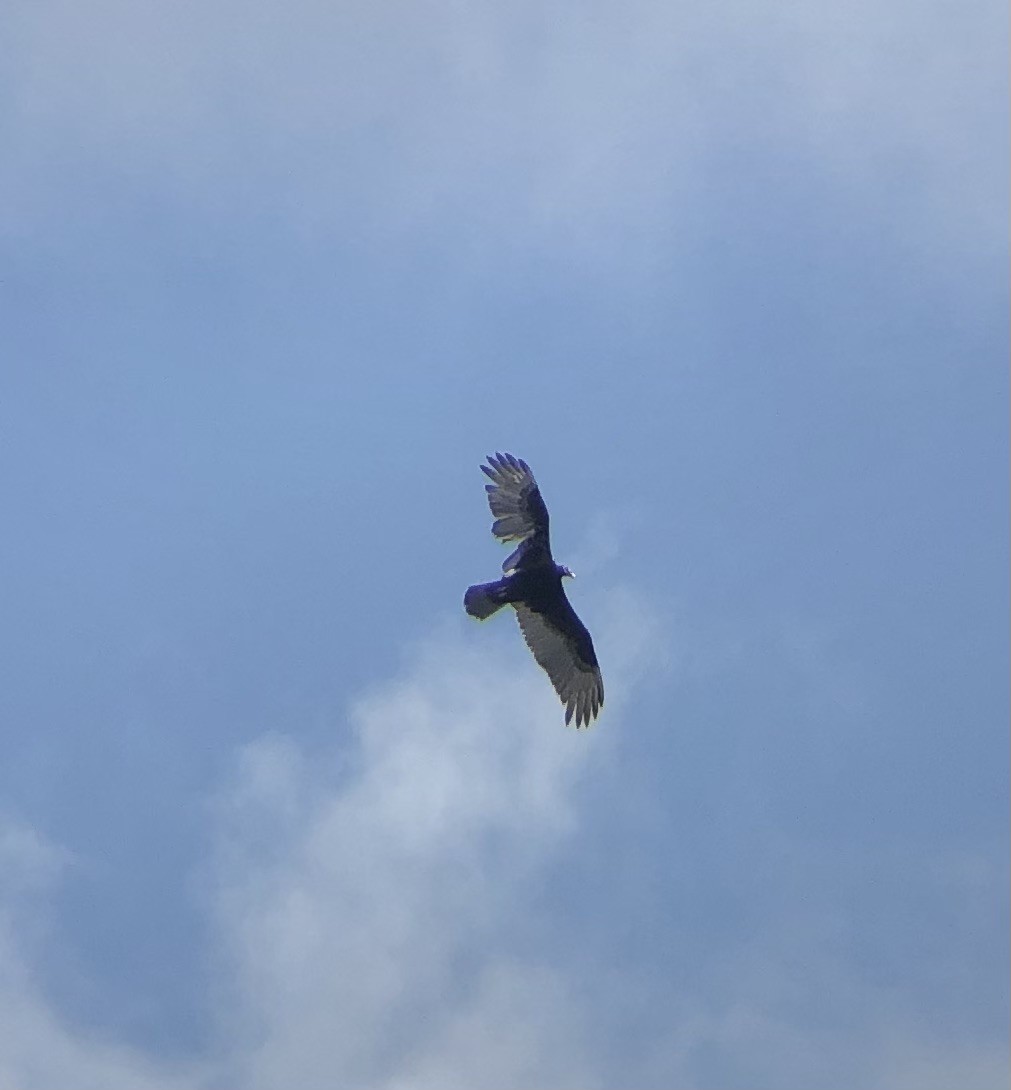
[1,594,1005,1089]
[3,0,1002,250]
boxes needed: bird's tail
[464,579,511,620]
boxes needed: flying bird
[464,453,604,727]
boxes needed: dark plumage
[464,453,604,727]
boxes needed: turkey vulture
[464,453,604,727]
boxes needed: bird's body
[464,565,568,618]
[464,453,603,727]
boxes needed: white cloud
[206,627,606,1089]
[0,820,71,894]
[0,597,645,1089]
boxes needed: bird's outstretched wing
[514,599,604,728]
[481,452,552,571]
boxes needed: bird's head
[557,564,575,579]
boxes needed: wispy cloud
[3,0,1001,249]
[0,595,651,1089]
[0,821,198,1090]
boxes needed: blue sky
[1,1,1007,1087]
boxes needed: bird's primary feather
[481,452,552,571]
